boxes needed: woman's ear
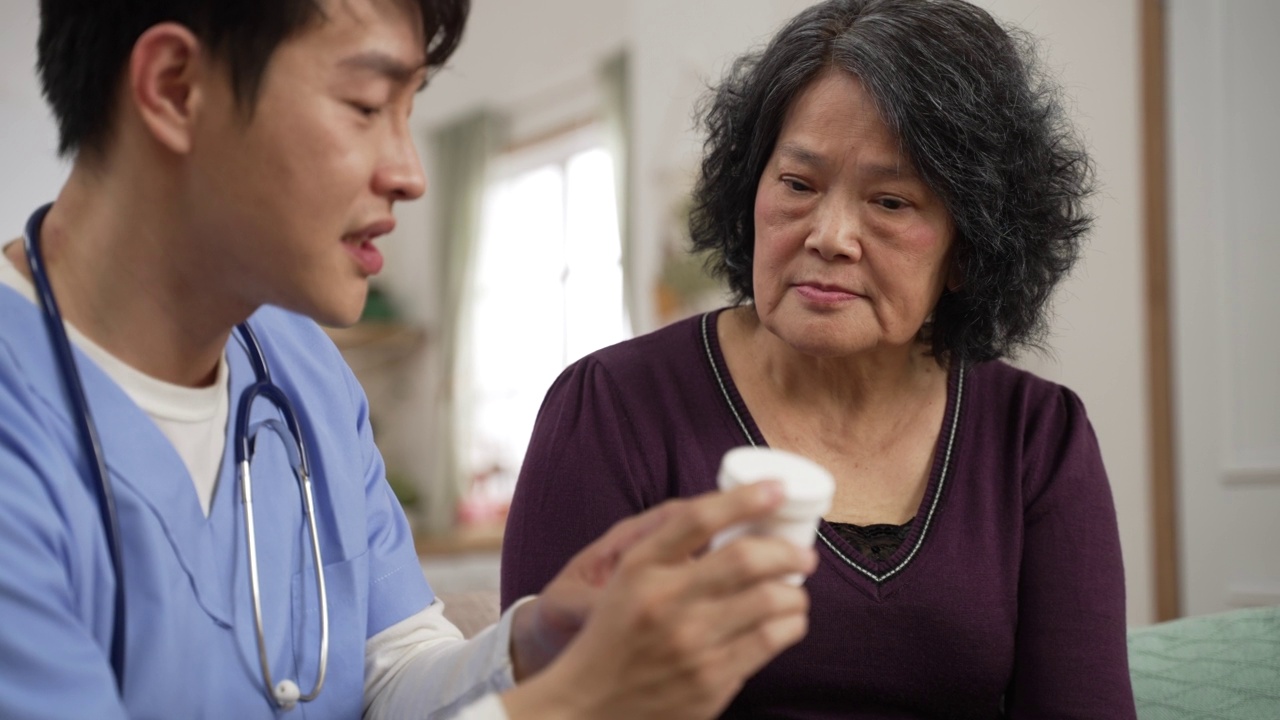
[127,23,207,155]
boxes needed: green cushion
[1128,605,1280,719]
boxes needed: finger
[689,576,811,650]
[624,482,785,565]
[692,535,818,597]
[571,502,681,587]
[589,501,677,556]
[711,610,810,684]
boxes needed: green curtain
[600,50,639,334]
[425,110,506,535]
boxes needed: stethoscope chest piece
[275,679,302,710]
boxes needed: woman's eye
[783,178,811,193]
[350,102,382,118]
[877,197,906,210]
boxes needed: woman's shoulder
[963,359,1103,491]
[539,311,733,434]
[964,358,1089,418]
[962,358,1098,461]
[568,310,717,383]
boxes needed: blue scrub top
[0,288,434,719]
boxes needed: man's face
[183,0,428,326]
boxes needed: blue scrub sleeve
[0,350,128,719]
[338,358,435,639]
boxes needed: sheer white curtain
[600,50,638,335]
[426,110,507,535]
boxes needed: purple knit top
[502,309,1136,718]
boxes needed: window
[462,125,629,518]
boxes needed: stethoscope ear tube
[23,204,128,692]
[233,377,311,480]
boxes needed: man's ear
[127,23,208,155]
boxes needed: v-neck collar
[73,337,260,626]
[699,309,967,590]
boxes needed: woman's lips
[793,283,860,304]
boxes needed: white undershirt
[1,244,515,718]
[0,252,228,516]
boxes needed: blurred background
[2,0,1276,627]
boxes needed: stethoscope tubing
[233,348,329,708]
[21,204,328,708]
[23,203,128,691]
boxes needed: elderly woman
[502,0,1135,716]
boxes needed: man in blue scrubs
[0,0,816,717]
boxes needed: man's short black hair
[38,0,469,158]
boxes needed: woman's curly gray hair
[689,0,1094,363]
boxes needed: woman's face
[752,70,955,359]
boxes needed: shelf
[324,321,425,352]
[414,522,505,557]
[323,322,426,372]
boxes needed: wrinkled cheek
[754,191,806,309]
[751,268,768,311]
[890,296,934,345]
[751,241,779,308]
[754,227,802,300]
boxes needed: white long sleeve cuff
[363,596,536,720]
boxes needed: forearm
[363,599,532,720]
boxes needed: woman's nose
[804,202,863,262]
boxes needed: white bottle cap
[712,447,835,584]
[717,446,834,520]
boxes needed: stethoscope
[22,204,329,711]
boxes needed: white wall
[0,2,68,228]
[0,0,1154,624]
[1168,0,1280,614]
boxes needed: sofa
[1128,604,1280,719]
[440,589,1280,718]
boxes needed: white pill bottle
[711,446,835,583]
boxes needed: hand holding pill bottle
[711,446,835,584]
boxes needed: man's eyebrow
[338,51,428,86]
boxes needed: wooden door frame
[1141,0,1179,622]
